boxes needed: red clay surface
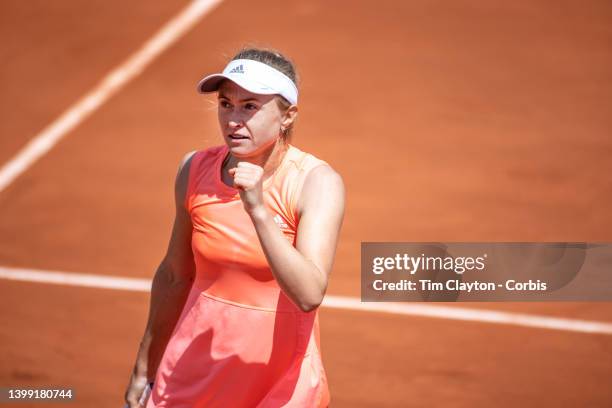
[1,0,611,406]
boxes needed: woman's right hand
[122,151,196,407]
[124,369,149,408]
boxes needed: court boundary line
[0,0,223,193]
[1,265,611,335]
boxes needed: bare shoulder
[305,164,344,191]
[179,150,197,173]
[298,164,346,216]
[175,150,198,203]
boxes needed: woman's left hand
[229,162,266,215]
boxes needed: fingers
[124,373,148,408]
[125,388,141,407]
[137,383,152,407]
[125,391,145,408]
[234,162,264,175]
[233,176,256,190]
[236,161,261,168]
[124,396,138,408]
[228,162,261,173]
[230,162,264,190]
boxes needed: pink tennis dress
[146,144,331,407]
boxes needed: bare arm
[124,151,196,407]
[248,165,345,312]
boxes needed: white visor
[197,59,298,105]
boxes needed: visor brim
[197,73,278,96]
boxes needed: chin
[226,143,255,157]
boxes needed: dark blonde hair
[231,47,299,141]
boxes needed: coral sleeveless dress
[146,144,331,407]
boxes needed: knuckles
[234,166,263,180]
[236,161,261,169]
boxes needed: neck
[225,139,288,178]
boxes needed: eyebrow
[218,93,260,103]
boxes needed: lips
[228,133,249,140]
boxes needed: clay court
[1,0,611,406]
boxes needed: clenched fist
[228,162,265,214]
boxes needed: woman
[124,48,345,407]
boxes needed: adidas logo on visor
[229,64,244,74]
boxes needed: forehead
[217,80,274,103]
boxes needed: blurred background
[1,0,611,406]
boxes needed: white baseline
[0,0,223,193]
[1,265,611,336]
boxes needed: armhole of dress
[289,161,329,225]
[183,150,201,213]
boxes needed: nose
[227,111,244,129]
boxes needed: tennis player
[123,47,345,407]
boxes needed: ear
[281,105,298,129]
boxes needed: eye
[245,103,258,111]
[219,100,231,108]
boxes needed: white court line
[0,0,223,193]
[1,265,612,335]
